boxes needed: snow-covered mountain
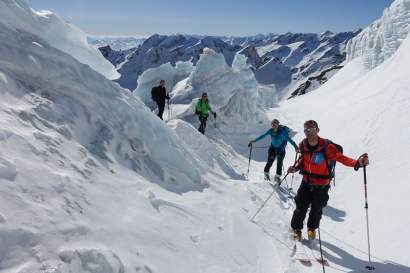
[99,45,136,67]
[99,31,359,92]
[109,34,241,90]
[88,36,147,51]
[287,65,343,98]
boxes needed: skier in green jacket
[196,92,216,135]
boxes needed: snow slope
[271,24,410,273]
[0,0,118,80]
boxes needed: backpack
[325,140,343,182]
[151,87,158,101]
[300,139,343,182]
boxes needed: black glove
[354,153,369,170]
[248,141,254,148]
[213,112,217,118]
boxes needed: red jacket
[296,137,357,186]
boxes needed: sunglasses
[304,127,317,133]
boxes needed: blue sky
[27,0,394,37]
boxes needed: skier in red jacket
[287,120,369,241]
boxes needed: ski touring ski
[293,240,312,267]
[302,239,329,266]
[267,180,295,199]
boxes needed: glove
[213,112,217,118]
[248,141,254,147]
[354,153,369,170]
[295,147,300,153]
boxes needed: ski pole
[250,173,290,222]
[282,165,290,189]
[291,152,298,189]
[167,101,171,120]
[246,144,253,178]
[250,156,300,221]
[318,227,326,273]
[363,166,375,271]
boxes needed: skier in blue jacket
[248,119,298,182]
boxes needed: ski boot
[293,229,302,241]
[274,174,282,183]
[307,228,316,240]
[264,172,270,181]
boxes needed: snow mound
[347,0,410,69]
[0,0,119,79]
[168,119,244,179]
[0,17,205,194]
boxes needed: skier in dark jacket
[151,80,170,120]
[287,120,369,241]
[249,119,298,182]
[195,92,216,135]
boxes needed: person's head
[304,120,319,139]
[159,80,165,86]
[271,119,280,131]
[201,92,208,100]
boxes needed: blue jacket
[253,126,297,150]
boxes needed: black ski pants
[264,146,286,174]
[156,101,165,120]
[291,182,330,230]
[198,115,208,134]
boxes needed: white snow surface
[1,0,410,273]
[347,0,410,69]
[0,0,119,80]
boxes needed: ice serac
[171,49,267,128]
[0,0,119,80]
[347,0,410,69]
[134,61,194,108]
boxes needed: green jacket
[196,99,212,117]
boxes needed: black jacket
[151,86,169,103]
